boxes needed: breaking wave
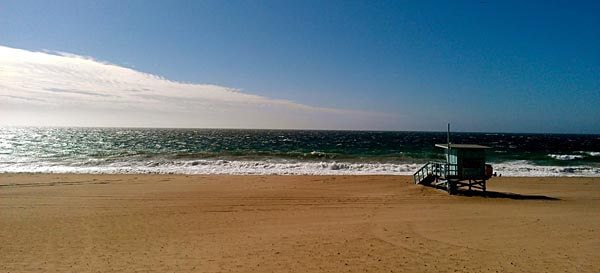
[1,127,599,177]
[1,159,598,177]
[579,151,600,157]
[548,154,585,160]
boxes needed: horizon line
[1,125,598,136]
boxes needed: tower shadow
[455,190,560,200]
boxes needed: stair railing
[413,161,458,184]
[413,162,431,184]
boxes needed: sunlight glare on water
[0,127,598,176]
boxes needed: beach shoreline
[3,127,599,177]
[1,174,599,272]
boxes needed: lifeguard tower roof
[435,144,491,149]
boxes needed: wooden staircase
[414,161,440,184]
[413,161,460,192]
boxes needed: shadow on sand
[454,190,560,200]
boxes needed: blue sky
[1,0,599,133]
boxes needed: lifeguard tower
[413,126,493,195]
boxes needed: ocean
[0,127,599,176]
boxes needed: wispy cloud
[0,45,399,129]
[0,95,46,102]
[45,88,114,97]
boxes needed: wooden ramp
[413,161,440,185]
[413,161,455,185]
[413,161,485,195]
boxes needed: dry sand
[1,174,599,272]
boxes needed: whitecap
[0,159,598,177]
[548,154,584,160]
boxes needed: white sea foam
[548,154,584,160]
[0,160,598,177]
[492,161,599,177]
[579,151,600,157]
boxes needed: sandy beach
[1,174,598,272]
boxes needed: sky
[0,0,599,133]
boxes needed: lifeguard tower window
[462,159,481,168]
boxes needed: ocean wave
[492,161,599,177]
[0,160,598,177]
[577,151,600,157]
[0,160,419,175]
[548,154,584,160]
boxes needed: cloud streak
[0,45,399,129]
[45,88,114,97]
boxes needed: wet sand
[1,174,599,272]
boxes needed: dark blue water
[1,127,599,176]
